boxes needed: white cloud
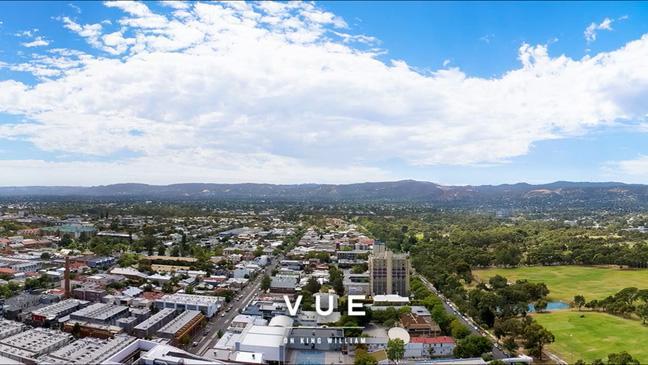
[0,2,648,184]
[15,29,38,37]
[0,156,391,186]
[585,16,628,43]
[15,29,51,48]
[480,34,494,43]
[22,36,50,48]
[61,16,104,48]
[442,59,451,67]
[68,3,81,14]
[160,1,189,10]
[606,156,648,182]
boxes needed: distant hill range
[1,180,648,207]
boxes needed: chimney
[64,256,71,299]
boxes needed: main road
[191,255,283,357]
[415,272,509,359]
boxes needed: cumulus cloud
[585,18,613,43]
[585,16,628,43]
[15,29,50,48]
[0,2,647,185]
[21,36,50,48]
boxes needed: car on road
[221,313,226,317]
[192,342,198,347]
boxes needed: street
[415,273,509,359]
[191,255,282,357]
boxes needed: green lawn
[534,311,648,363]
[472,266,648,302]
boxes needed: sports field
[533,311,648,363]
[472,265,648,301]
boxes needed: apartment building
[368,244,411,296]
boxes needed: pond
[528,301,570,312]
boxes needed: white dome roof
[269,315,294,328]
[387,327,410,344]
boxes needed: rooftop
[0,328,72,355]
[157,293,224,306]
[410,336,455,345]
[71,303,129,322]
[31,299,86,321]
[0,321,23,340]
[38,334,136,364]
[240,325,288,349]
[134,308,176,331]
[157,310,202,336]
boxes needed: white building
[36,334,136,364]
[155,293,223,318]
[407,336,456,358]
[215,315,292,363]
[0,328,72,363]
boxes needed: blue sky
[0,1,647,186]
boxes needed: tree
[40,252,51,260]
[574,295,586,311]
[502,336,517,354]
[72,322,81,338]
[352,264,368,274]
[329,266,345,295]
[254,246,264,257]
[140,235,157,256]
[450,319,471,339]
[118,253,140,268]
[488,275,508,289]
[60,234,73,246]
[494,244,521,267]
[523,322,554,358]
[162,282,175,293]
[261,275,271,291]
[386,338,405,364]
[79,231,90,243]
[638,304,648,324]
[453,335,492,358]
[534,299,548,313]
[180,233,187,256]
[179,335,191,347]
[304,277,321,294]
[355,348,378,365]
[606,352,639,365]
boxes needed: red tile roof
[410,336,455,345]
[143,291,164,301]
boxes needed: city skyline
[1,1,648,186]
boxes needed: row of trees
[573,288,648,323]
[361,213,648,272]
[362,214,561,360]
[576,351,640,365]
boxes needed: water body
[528,301,569,312]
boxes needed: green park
[534,311,648,363]
[472,265,648,302]
[474,265,648,362]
